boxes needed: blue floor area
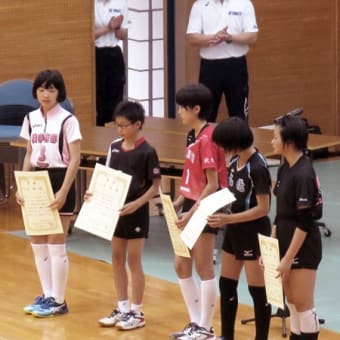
[8,159,340,334]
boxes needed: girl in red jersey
[170,84,227,340]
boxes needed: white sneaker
[170,323,199,339]
[177,325,215,340]
[98,309,125,327]
[116,311,145,330]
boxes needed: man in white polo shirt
[187,0,259,122]
[94,0,129,126]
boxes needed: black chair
[0,79,74,123]
[0,79,74,199]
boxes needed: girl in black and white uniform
[208,117,271,340]
[271,115,322,340]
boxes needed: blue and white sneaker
[32,297,68,318]
[170,322,199,339]
[23,295,46,314]
[115,311,145,330]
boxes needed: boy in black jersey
[207,117,272,340]
[94,101,161,330]
[271,115,321,340]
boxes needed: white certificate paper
[180,188,236,249]
[14,171,63,235]
[160,193,190,258]
[75,163,132,241]
[258,234,284,310]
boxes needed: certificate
[74,163,131,241]
[258,234,284,310]
[160,193,190,258]
[180,188,236,249]
[14,171,63,235]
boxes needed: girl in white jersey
[16,69,82,318]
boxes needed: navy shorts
[222,217,271,260]
[36,168,76,214]
[277,223,322,270]
[114,203,149,239]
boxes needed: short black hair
[175,83,212,120]
[114,100,145,127]
[274,115,308,151]
[212,117,254,152]
[32,69,67,102]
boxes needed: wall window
[126,0,164,117]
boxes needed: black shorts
[114,203,149,239]
[36,168,76,214]
[277,223,322,270]
[182,198,218,235]
[222,217,271,260]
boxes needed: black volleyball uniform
[222,151,271,260]
[273,156,322,269]
[106,137,161,239]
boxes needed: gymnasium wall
[1,1,339,135]
[0,1,94,127]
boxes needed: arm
[188,29,257,47]
[95,14,127,40]
[115,27,128,40]
[50,140,81,210]
[16,140,33,205]
[22,141,33,171]
[227,31,258,45]
[173,194,185,212]
[177,168,218,229]
[207,193,270,227]
[119,178,161,216]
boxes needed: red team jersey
[179,124,227,201]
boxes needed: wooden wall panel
[0,0,94,127]
[179,0,340,135]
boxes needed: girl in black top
[208,117,271,340]
[272,115,321,340]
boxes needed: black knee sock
[248,285,271,340]
[219,277,238,340]
[290,332,302,339]
[300,332,319,340]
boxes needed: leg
[127,238,145,310]
[174,253,201,324]
[224,56,249,121]
[29,235,51,297]
[192,233,218,330]
[102,47,125,125]
[111,236,129,303]
[284,269,319,339]
[244,260,271,340]
[199,59,223,122]
[219,251,243,340]
[48,215,71,303]
[95,48,108,126]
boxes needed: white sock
[178,276,201,324]
[287,302,301,335]
[31,243,52,298]
[299,309,319,333]
[131,303,143,313]
[200,278,218,330]
[49,244,69,304]
[118,300,130,313]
